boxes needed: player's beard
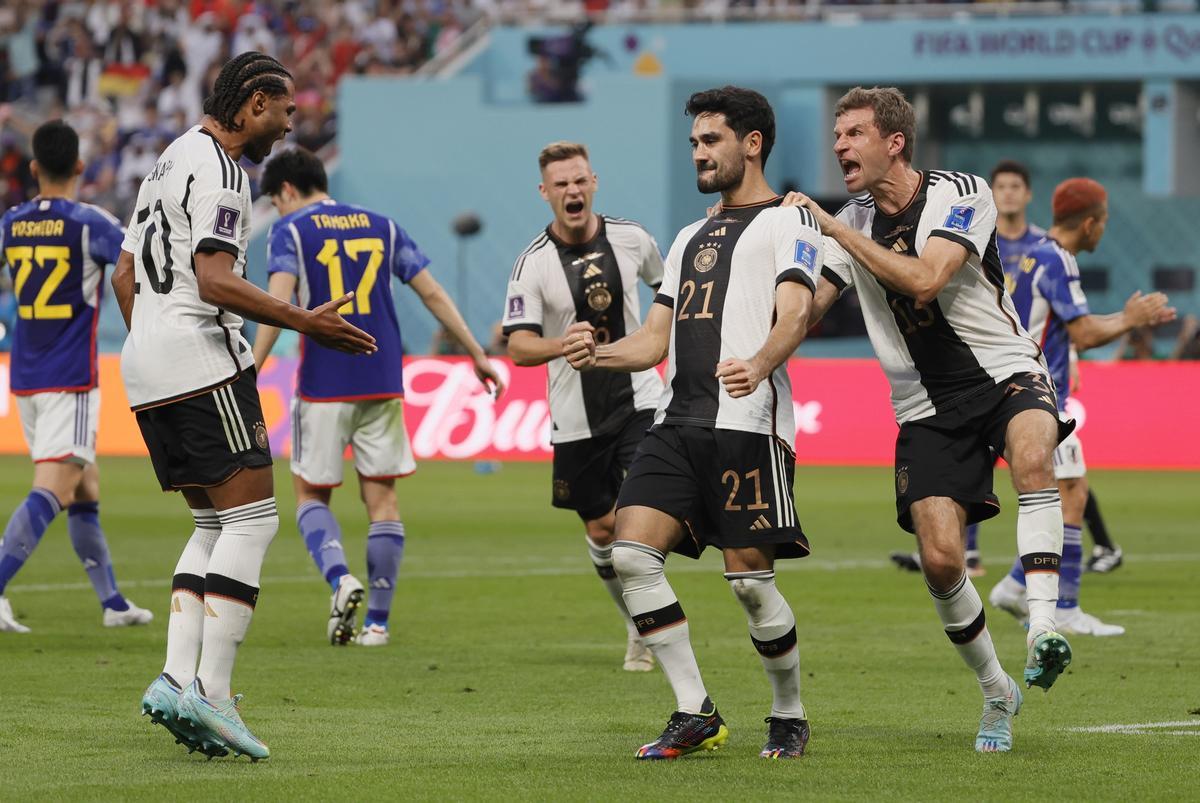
[696,158,745,195]
[243,132,280,165]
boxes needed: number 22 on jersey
[6,245,72,319]
[316,237,383,314]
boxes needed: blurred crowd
[0,0,481,223]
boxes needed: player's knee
[1010,445,1055,490]
[584,514,616,545]
[920,546,964,590]
[611,541,664,590]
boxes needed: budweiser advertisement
[1,355,1197,470]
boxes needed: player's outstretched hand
[1124,290,1177,328]
[715,357,763,398]
[473,355,506,399]
[305,293,378,354]
[562,321,597,371]
[780,191,836,233]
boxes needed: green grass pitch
[0,456,1197,800]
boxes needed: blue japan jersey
[1005,237,1089,411]
[997,223,1045,281]
[0,198,124,393]
[267,199,429,400]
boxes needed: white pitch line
[1070,721,1200,734]
[9,551,1200,595]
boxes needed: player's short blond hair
[538,141,590,171]
[835,87,916,163]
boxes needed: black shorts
[136,370,273,491]
[894,371,1074,533]
[617,424,810,560]
[552,410,654,521]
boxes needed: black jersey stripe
[181,174,195,214]
[511,233,550,282]
[208,137,230,189]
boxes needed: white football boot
[0,596,30,633]
[103,599,154,627]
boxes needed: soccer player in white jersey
[564,87,822,761]
[786,87,1073,752]
[502,141,664,672]
[112,52,375,761]
[0,121,152,632]
[253,147,503,648]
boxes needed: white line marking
[1070,720,1200,735]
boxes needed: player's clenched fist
[304,292,379,354]
[562,321,597,370]
[715,357,764,398]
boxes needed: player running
[253,147,503,648]
[788,86,1073,752]
[0,120,152,633]
[115,52,375,761]
[502,141,664,672]
[987,178,1174,636]
[564,87,821,760]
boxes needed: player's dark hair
[202,51,292,132]
[990,160,1031,188]
[31,120,79,181]
[835,86,916,163]
[260,147,328,197]
[685,86,776,168]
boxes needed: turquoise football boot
[1024,630,1072,690]
[976,674,1022,752]
[178,680,268,761]
[141,673,201,752]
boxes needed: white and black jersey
[654,198,822,449]
[120,125,254,410]
[822,171,1045,425]
[502,215,664,444]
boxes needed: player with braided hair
[113,52,375,761]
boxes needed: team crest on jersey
[694,246,719,273]
[794,240,817,271]
[553,479,570,501]
[896,466,910,495]
[587,283,612,311]
[214,205,240,238]
[944,205,975,232]
[254,422,269,451]
[507,295,525,319]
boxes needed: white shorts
[17,389,100,465]
[291,397,417,487]
[1053,430,1086,480]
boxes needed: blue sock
[0,488,62,595]
[298,501,348,590]
[1057,525,1083,610]
[67,501,127,610]
[365,521,405,628]
[965,523,979,552]
[1008,556,1026,586]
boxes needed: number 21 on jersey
[316,237,383,314]
[6,245,72,319]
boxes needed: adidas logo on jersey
[749,515,773,531]
[892,238,908,254]
[582,264,603,279]
[708,226,727,237]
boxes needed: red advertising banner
[1,355,1196,469]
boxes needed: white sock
[586,536,637,639]
[1017,489,1063,637]
[929,572,1008,699]
[162,509,220,687]
[612,540,708,714]
[197,499,278,700]
[726,571,805,719]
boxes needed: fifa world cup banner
[0,355,1197,469]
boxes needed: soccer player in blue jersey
[253,147,504,647]
[987,178,1174,637]
[0,121,153,633]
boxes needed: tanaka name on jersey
[311,213,372,230]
